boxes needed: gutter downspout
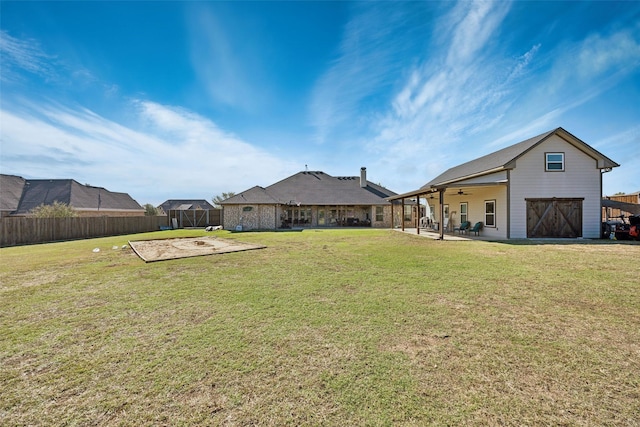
[506,170,511,239]
[600,167,613,237]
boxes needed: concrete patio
[393,227,495,241]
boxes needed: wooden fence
[166,209,222,228]
[0,216,169,247]
[603,194,640,219]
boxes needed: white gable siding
[509,135,601,238]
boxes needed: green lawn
[1,229,639,425]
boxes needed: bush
[29,201,77,218]
[144,203,159,216]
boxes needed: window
[299,208,311,224]
[375,206,384,222]
[404,205,412,222]
[485,200,495,227]
[460,202,468,223]
[546,152,564,171]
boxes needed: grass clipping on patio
[128,236,265,262]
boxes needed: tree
[29,201,77,218]
[212,192,236,207]
[143,203,159,216]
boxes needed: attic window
[546,152,564,171]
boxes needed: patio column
[401,198,405,231]
[416,196,420,235]
[439,189,445,240]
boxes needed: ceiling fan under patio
[456,188,472,196]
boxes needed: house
[388,127,619,239]
[157,199,219,228]
[220,168,403,230]
[0,174,144,217]
[157,199,216,215]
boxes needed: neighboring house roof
[158,199,216,212]
[221,171,398,206]
[422,127,620,189]
[1,175,143,214]
[0,174,26,212]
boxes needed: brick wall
[223,205,277,230]
[223,204,393,230]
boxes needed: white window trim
[485,200,496,228]
[460,202,468,223]
[545,152,565,172]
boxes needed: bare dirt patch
[128,236,265,262]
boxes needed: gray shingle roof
[1,175,143,214]
[221,186,279,204]
[0,174,26,212]
[158,199,216,212]
[221,171,398,206]
[422,127,619,188]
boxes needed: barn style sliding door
[526,198,583,238]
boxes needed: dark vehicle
[630,215,640,240]
[603,214,640,240]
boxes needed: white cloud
[507,44,541,82]
[445,1,510,66]
[0,30,56,83]
[309,3,426,144]
[1,100,298,205]
[595,126,640,195]
[542,24,640,102]
[365,2,515,170]
[577,29,640,79]
[185,5,265,112]
[594,126,640,155]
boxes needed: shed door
[526,198,583,238]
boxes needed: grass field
[1,229,639,426]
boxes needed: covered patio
[388,184,501,240]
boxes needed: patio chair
[454,221,471,234]
[469,222,483,236]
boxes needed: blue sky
[1,1,639,206]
